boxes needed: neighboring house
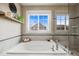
[57,25,68,30]
[31,23,46,30]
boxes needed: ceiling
[20,3,69,6]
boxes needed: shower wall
[69,4,79,49]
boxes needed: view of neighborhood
[29,15,48,30]
[31,23,46,30]
[29,15,69,31]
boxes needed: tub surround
[6,41,69,56]
[0,3,21,54]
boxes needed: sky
[30,15,48,27]
[29,15,69,27]
[56,15,69,25]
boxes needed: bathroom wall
[0,3,21,15]
[0,3,21,54]
[21,5,69,42]
[21,5,68,33]
[69,4,79,49]
[74,4,79,49]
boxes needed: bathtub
[6,41,69,55]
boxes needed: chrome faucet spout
[51,45,54,51]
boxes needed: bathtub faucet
[55,40,59,50]
[51,45,54,51]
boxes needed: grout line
[1,33,79,42]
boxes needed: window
[29,15,38,30]
[56,15,69,30]
[29,15,48,31]
[27,10,51,32]
[39,15,48,30]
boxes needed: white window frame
[56,14,69,31]
[26,10,51,33]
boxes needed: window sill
[26,32,52,35]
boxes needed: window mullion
[38,15,39,31]
[65,16,66,30]
[60,16,61,30]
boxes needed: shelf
[0,11,23,24]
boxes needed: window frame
[56,14,69,31]
[27,10,51,33]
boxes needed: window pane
[61,16,65,25]
[39,15,48,30]
[60,25,65,30]
[57,25,64,30]
[57,16,60,20]
[66,16,69,30]
[56,16,61,25]
[66,16,69,26]
[57,20,60,25]
[57,25,61,30]
[61,19,65,25]
[56,15,69,30]
[61,16,65,20]
[56,16,65,30]
[66,19,69,25]
[29,15,38,30]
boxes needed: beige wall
[21,5,68,41]
[21,5,68,34]
[0,3,21,54]
[69,4,79,49]
[0,3,21,15]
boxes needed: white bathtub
[6,41,68,55]
[25,41,53,51]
